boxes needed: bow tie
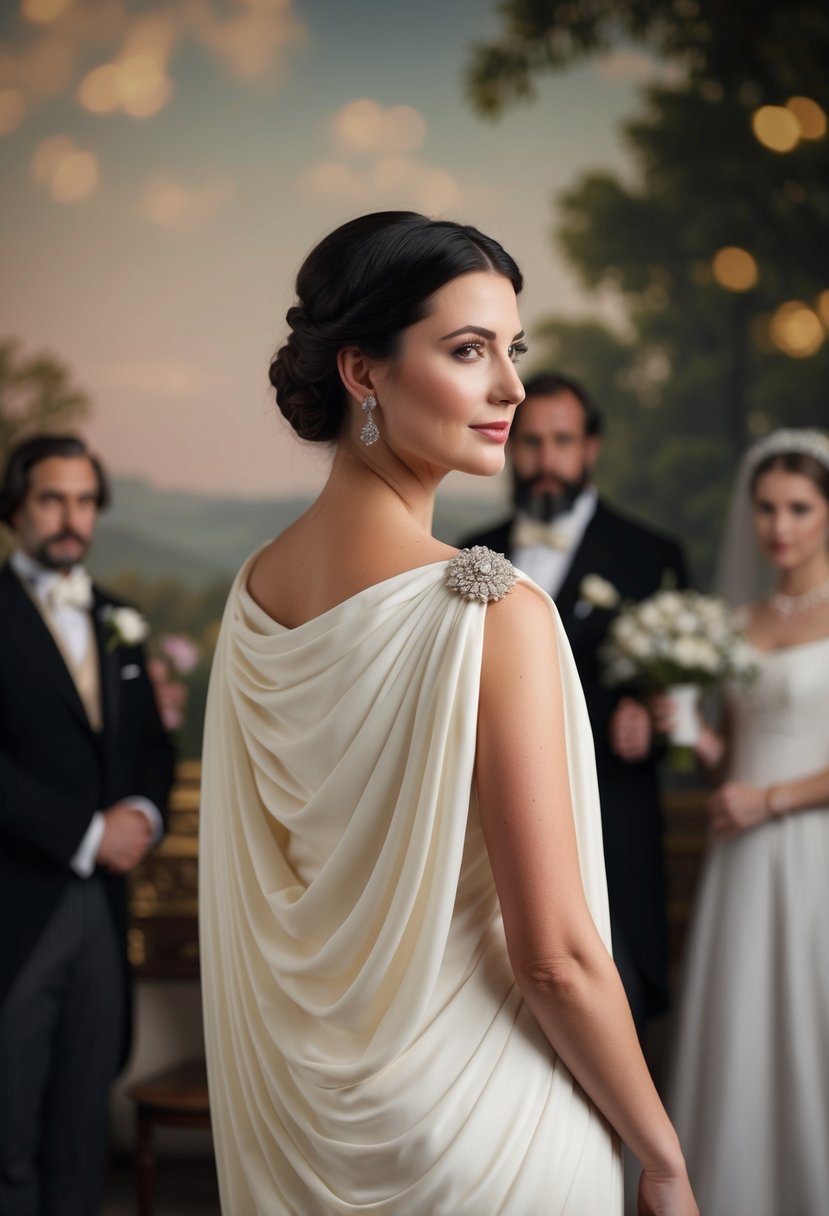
[45,568,93,612]
[512,517,571,551]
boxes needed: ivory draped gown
[199,552,622,1215]
[667,637,829,1216]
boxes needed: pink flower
[159,633,200,675]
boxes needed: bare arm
[476,586,696,1212]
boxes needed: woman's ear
[337,347,377,407]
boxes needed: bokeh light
[752,105,800,152]
[333,99,387,153]
[31,135,99,203]
[77,64,121,114]
[786,96,827,140]
[118,56,173,118]
[769,301,824,358]
[0,89,25,136]
[385,105,427,153]
[32,135,75,183]
[50,150,99,202]
[816,290,829,328]
[711,246,759,292]
[21,0,71,24]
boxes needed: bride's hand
[707,781,767,838]
[638,1165,699,1215]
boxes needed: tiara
[746,427,829,473]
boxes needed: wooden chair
[127,1058,211,1216]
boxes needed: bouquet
[600,589,757,768]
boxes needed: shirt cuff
[70,812,105,878]
[121,797,164,845]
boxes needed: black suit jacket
[0,563,175,1057]
[461,499,688,1014]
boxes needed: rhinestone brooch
[446,546,517,603]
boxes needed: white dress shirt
[512,485,598,598]
[10,550,162,876]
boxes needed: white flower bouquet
[600,589,757,768]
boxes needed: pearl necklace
[769,574,829,615]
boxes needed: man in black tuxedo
[460,372,688,1035]
[0,435,176,1215]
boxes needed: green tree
[466,0,829,578]
[0,339,91,466]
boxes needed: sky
[0,0,661,499]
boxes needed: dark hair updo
[269,211,523,443]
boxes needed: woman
[664,428,829,1216]
[199,212,696,1215]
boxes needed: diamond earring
[360,394,380,446]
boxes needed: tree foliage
[0,339,91,469]
[467,0,829,117]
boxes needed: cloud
[301,99,468,217]
[140,172,236,230]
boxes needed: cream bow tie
[46,568,93,612]
[512,518,571,551]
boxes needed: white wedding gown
[667,637,829,1216]
[199,552,622,1215]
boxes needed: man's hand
[97,803,153,874]
[608,696,652,761]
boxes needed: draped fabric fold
[200,554,621,1214]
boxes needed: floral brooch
[446,546,517,603]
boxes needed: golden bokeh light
[32,134,75,183]
[385,105,427,153]
[786,96,827,140]
[816,290,829,328]
[333,99,387,153]
[0,89,25,136]
[752,105,800,153]
[21,0,71,24]
[142,177,192,228]
[711,246,759,292]
[31,136,99,203]
[118,56,173,118]
[769,301,824,358]
[77,65,121,114]
[50,150,99,203]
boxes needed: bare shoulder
[483,582,559,675]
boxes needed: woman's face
[369,271,526,481]
[752,467,829,572]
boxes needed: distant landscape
[91,477,504,589]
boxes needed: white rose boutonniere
[101,605,150,650]
[574,574,621,618]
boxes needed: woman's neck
[323,440,440,536]
[773,550,829,597]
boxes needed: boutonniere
[100,605,150,650]
[574,574,621,619]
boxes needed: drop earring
[360,394,380,446]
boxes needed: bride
[198,211,696,1215]
[664,428,829,1216]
